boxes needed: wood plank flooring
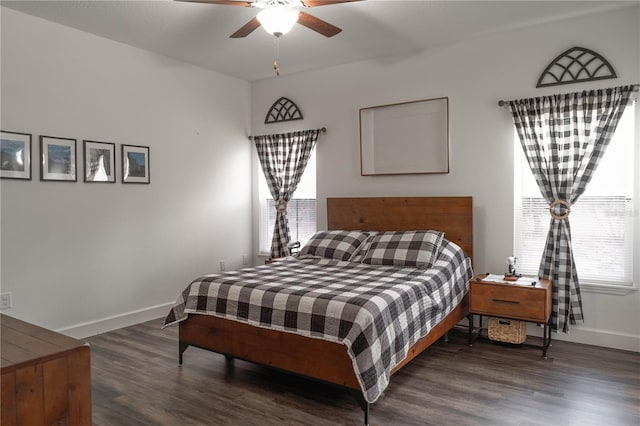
[86,318,640,426]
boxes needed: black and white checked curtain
[255,129,320,259]
[508,85,636,332]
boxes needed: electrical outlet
[0,292,12,310]
[242,255,248,265]
[219,260,226,272]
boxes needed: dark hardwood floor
[86,318,640,426]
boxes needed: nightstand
[468,274,553,357]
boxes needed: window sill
[518,270,636,295]
[580,281,637,296]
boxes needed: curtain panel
[508,85,637,332]
[255,129,321,259]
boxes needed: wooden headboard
[327,196,473,261]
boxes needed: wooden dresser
[1,314,91,425]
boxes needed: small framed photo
[122,144,150,184]
[83,140,116,183]
[1,130,32,180]
[40,136,77,182]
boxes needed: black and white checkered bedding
[362,230,444,268]
[298,230,369,261]
[164,239,473,403]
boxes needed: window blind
[516,196,633,284]
[267,198,317,248]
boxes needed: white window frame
[513,101,639,296]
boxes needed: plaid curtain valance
[255,129,321,259]
[508,84,637,333]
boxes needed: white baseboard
[55,302,174,339]
[58,304,639,352]
[527,324,640,352]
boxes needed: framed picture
[359,97,450,176]
[1,130,32,180]
[83,140,116,183]
[40,135,77,182]
[122,144,150,184]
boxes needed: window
[514,103,637,288]
[266,198,316,250]
[258,149,316,255]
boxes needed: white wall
[0,7,253,337]
[251,5,640,351]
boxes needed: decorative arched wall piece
[264,97,304,124]
[536,46,617,88]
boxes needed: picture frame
[40,135,77,182]
[1,130,32,180]
[122,144,150,184]
[83,140,116,183]
[359,97,450,176]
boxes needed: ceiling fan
[176,0,362,38]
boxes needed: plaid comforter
[164,239,473,403]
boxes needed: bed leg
[443,332,449,343]
[178,341,189,365]
[352,392,370,426]
[224,355,235,374]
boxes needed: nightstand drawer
[470,281,550,323]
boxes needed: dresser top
[1,314,86,373]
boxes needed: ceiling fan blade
[297,11,342,37]
[300,0,362,7]
[230,17,262,38]
[175,0,253,6]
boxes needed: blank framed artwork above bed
[359,98,450,176]
[168,196,474,425]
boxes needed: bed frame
[177,196,473,425]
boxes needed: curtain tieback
[549,199,571,220]
[275,198,288,213]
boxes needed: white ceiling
[2,0,635,81]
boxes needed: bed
[164,196,473,425]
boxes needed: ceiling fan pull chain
[273,36,281,76]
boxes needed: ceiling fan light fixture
[257,6,299,37]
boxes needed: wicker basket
[488,317,526,344]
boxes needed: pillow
[361,230,444,269]
[348,231,378,263]
[298,230,369,261]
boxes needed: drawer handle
[492,298,520,304]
